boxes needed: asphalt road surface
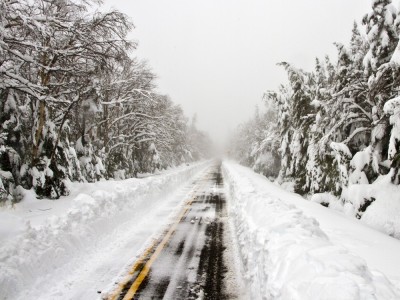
[108,162,237,300]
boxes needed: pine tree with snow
[361,0,400,184]
[363,0,398,75]
[0,90,24,202]
[280,63,314,193]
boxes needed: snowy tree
[363,0,398,74]
[330,142,352,194]
[0,0,208,201]
[0,0,135,197]
[383,96,400,183]
[228,101,280,178]
[275,62,314,193]
[361,0,400,184]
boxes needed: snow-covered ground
[223,161,400,300]
[2,160,400,300]
[0,161,211,300]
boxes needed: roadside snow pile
[310,192,345,212]
[0,161,209,300]
[223,161,400,300]
[310,192,337,207]
[342,173,400,239]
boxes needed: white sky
[101,0,384,146]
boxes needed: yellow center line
[107,236,161,300]
[122,199,193,300]
[108,172,211,300]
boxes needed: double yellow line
[108,174,210,300]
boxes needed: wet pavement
[108,162,234,300]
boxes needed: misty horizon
[103,0,378,147]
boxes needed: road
[107,162,238,300]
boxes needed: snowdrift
[0,161,210,300]
[341,172,400,239]
[222,161,400,300]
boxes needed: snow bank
[310,192,337,206]
[0,161,210,300]
[342,172,400,239]
[222,161,400,300]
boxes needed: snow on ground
[341,172,400,239]
[222,160,400,300]
[0,161,211,300]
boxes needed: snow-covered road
[0,161,213,300]
[108,162,241,299]
[1,160,400,300]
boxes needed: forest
[0,0,211,201]
[230,0,400,228]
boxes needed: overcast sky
[101,0,388,146]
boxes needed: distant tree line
[0,0,211,201]
[230,0,400,213]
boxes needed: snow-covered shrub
[30,158,58,199]
[305,139,342,196]
[0,146,21,203]
[0,90,23,202]
[310,192,338,208]
[384,96,400,183]
[30,121,72,199]
[0,171,13,203]
[342,173,400,238]
[349,146,379,184]
[65,145,83,182]
[76,137,105,183]
[330,142,352,194]
[12,185,25,203]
